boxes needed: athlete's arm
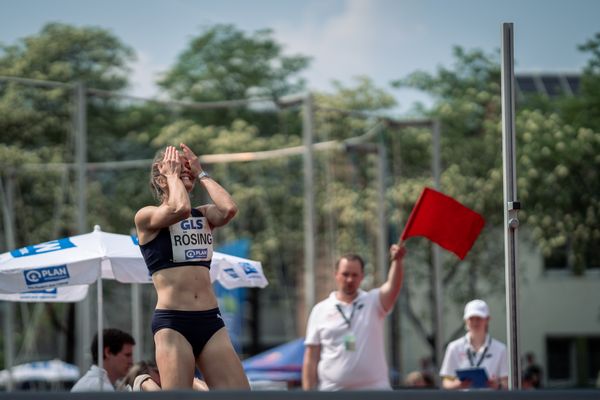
[135,146,191,240]
[180,142,237,228]
[197,178,238,228]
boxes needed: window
[544,240,599,274]
[541,76,563,97]
[547,337,572,381]
[584,243,600,270]
[516,76,537,95]
[566,76,580,94]
[547,336,600,387]
[544,244,569,271]
[587,338,600,383]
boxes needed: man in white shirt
[302,244,406,390]
[71,328,135,392]
[439,299,508,389]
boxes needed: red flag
[400,187,485,260]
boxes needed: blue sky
[1,0,599,114]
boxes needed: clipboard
[456,367,489,388]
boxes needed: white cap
[463,299,489,319]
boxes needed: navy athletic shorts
[151,308,225,358]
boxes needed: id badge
[344,333,356,351]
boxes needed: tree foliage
[0,23,135,244]
[159,24,310,102]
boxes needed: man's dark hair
[91,328,135,364]
[335,254,365,272]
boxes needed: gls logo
[24,265,70,286]
[185,248,207,260]
[180,219,204,230]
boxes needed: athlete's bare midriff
[152,265,218,310]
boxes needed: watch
[197,170,210,180]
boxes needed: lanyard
[467,336,492,367]
[335,302,358,328]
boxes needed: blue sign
[26,288,58,294]
[23,265,70,287]
[11,238,75,258]
[215,239,250,353]
[223,268,239,279]
[241,262,258,275]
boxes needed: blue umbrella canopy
[243,338,305,380]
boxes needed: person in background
[302,244,406,390]
[404,371,427,388]
[117,360,208,391]
[439,299,508,390]
[522,352,543,388]
[71,328,135,392]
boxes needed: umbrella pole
[97,275,104,391]
[131,284,142,362]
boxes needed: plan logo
[185,248,207,260]
[11,238,75,258]
[23,265,70,287]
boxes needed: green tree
[391,42,600,361]
[159,24,309,102]
[0,22,135,242]
[561,32,600,129]
[157,24,310,135]
[0,23,136,365]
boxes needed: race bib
[169,216,213,262]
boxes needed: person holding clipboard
[439,299,508,389]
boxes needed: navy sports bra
[139,208,213,275]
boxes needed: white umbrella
[0,225,268,290]
[0,225,268,388]
[0,359,79,385]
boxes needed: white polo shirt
[304,288,391,391]
[440,334,508,381]
[71,365,114,392]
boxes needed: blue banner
[11,238,75,258]
[215,239,250,353]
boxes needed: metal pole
[376,143,388,286]
[376,141,397,380]
[431,119,444,373]
[74,81,91,371]
[97,275,104,390]
[0,174,16,391]
[501,22,521,390]
[75,81,88,234]
[302,93,316,316]
[131,284,142,361]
